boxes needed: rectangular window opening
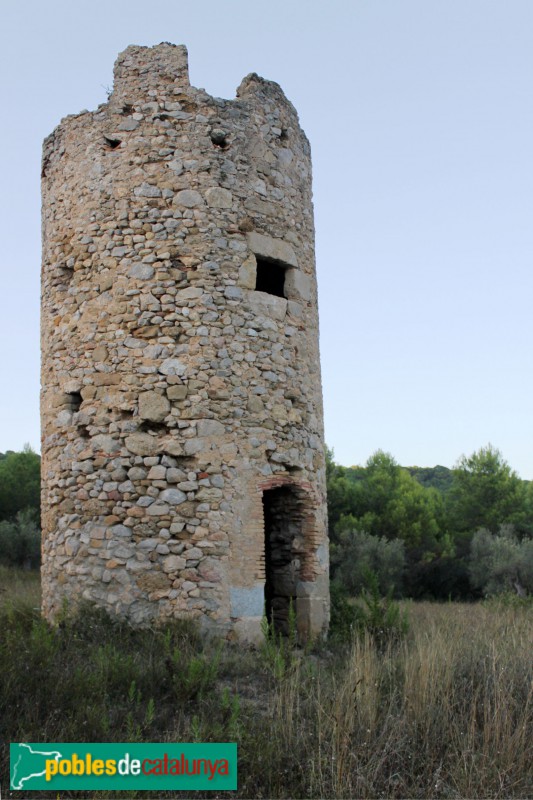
[255,258,286,298]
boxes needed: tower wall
[41,43,329,641]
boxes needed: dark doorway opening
[255,258,286,298]
[262,486,304,634]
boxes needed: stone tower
[41,43,329,641]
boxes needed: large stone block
[230,583,265,618]
[139,391,170,422]
[205,187,233,208]
[125,433,158,456]
[246,232,298,267]
[197,419,225,437]
[246,292,287,321]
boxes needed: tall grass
[0,565,40,610]
[0,572,531,799]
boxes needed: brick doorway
[262,485,306,635]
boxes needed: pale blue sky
[0,0,531,476]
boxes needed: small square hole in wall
[255,258,286,298]
[65,392,82,412]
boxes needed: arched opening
[262,485,306,635]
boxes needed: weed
[260,602,300,680]
[359,569,409,647]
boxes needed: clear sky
[0,0,531,476]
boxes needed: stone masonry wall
[41,43,329,642]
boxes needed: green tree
[448,445,530,537]
[327,450,453,597]
[325,447,361,541]
[340,450,445,552]
[0,445,41,522]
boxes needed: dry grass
[238,600,532,798]
[0,565,40,610]
[0,573,531,799]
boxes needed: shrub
[469,526,532,596]
[332,528,405,596]
[357,569,409,647]
[0,509,40,568]
[328,580,364,641]
[329,571,409,647]
[0,447,41,522]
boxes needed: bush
[332,528,405,597]
[329,580,364,640]
[469,526,532,596]
[357,569,409,647]
[0,509,41,568]
[0,602,236,752]
[329,571,409,647]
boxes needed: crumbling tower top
[111,44,191,107]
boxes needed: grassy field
[0,568,531,799]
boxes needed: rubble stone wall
[41,43,329,641]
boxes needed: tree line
[327,445,533,599]
[1,443,532,598]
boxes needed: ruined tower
[41,43,329,641]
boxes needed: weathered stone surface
[159,488,187,505]
[138,391,170,423]
[159,358,186,376]
[246,231,298,268]
[163,555,186,573]
[205,187,232,208]
[184,439,205,455]
[129,263,154,280]
[65,537,80,557]
[238,255,256,289]
[147,465,166,480]
[247,396,264,414]
[285,269,312,302]
[196,419,225,437]
[92,434,120,454]
[41,42,329,644]
[224,286,242,300]
[137,572,169,593]
[196,487,223,502]
[161,438,185,456]
[146,503,170,516]
[175,189,204,208]
[166,468,186,483]
[134,182,161,198]
[110,524,132,538]
[230,584,264,617]
[167,385,188,401]
[246,292,287,321]
[124,433,157,456]
[128,467,147,480]
[176,287,203,302]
